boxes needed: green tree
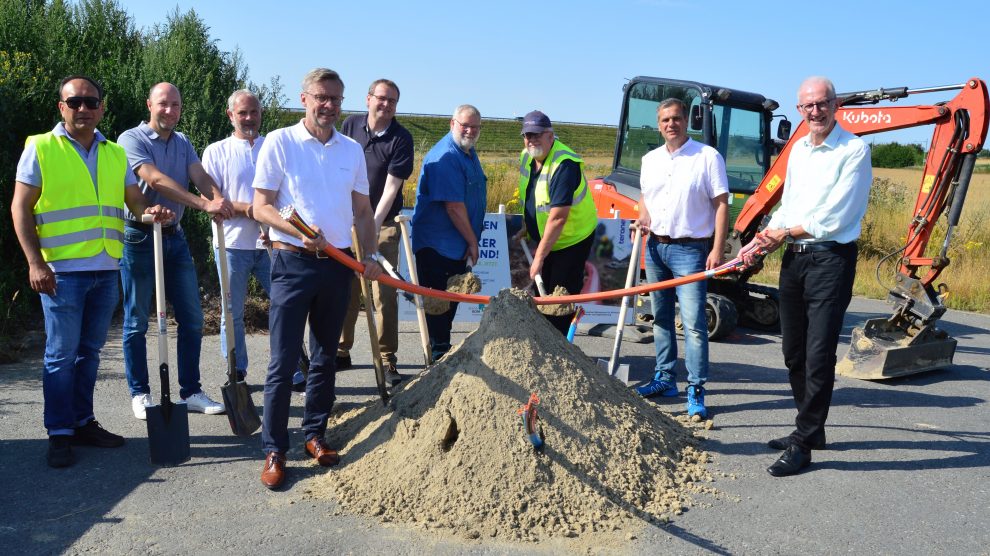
[871,141,925,168]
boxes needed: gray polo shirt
[117,121,200,222]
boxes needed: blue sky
[122,0,989,147]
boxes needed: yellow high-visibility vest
[518,139,597,250]
[30,132,127,261]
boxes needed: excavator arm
[735,78,989,379]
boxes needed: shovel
[518,239,549,296]
[351,227,389,405]
[216,221,261,436]
[597,226,643,385]
[141,214,190,466]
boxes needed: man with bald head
[11,75,173,467]
[118,82,233,420]
[749,76,871,476]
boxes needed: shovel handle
[394,215,433,367]
[214,220,239,384]
[351,227,390,405]
[518,239,548,297]
[608,226,643,375]
[141,214,170,389]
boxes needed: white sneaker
[182,391,225,415]
[132,393,151,420]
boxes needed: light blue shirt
[766,124,872,244]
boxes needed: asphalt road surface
[1,295,988,554]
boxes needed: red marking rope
[280,206,767,305]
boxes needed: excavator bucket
[837,317,957,380]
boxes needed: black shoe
[767,445,812,477]
[383,362,403,386]
[72,420,125,448]
[767,434,826,451]
[48,435,75,468]
[334,354,352,371]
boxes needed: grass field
[317,110,990,314]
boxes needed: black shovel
[215,221,261,436]
[142,215,190,466]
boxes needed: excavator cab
[590,77,787,338]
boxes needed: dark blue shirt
[340,114,414,221]
[523,158,580,242]
[411,133,487,260]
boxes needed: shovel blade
[596,358,631,385]
[146,402,190,466]
[221,380,261,436]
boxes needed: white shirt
[202,135,266,250]
[252,121,369,248]
[766,124,872,244]
[640,138,729,238]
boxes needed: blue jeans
[41,271,119,435]
[121,225,203,399]
[215,247,270,377]
[644,238,709,386]
[262,249,351,454]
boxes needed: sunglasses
[63,96,101,110]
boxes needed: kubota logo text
[840,110,892,125]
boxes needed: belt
[272,241,328,258]
[786,241,839,253]
[127,221,177,236]
[650,233,709,244]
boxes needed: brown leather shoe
[305,437,339,466]
[261,451,286,489]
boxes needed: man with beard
[202,89,271,384]
[251,68,383,489]
[516,110,597,335]
[336,79,414,384]
[118,82,232,420]
[745,77,871,477]
[410,104,487,360]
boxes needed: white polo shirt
[203,134,266,250]
[640,138,729,239]
[252,121,369,249]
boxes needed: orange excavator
[589,76,989,379]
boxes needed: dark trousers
[539,232,595,335]
[778,242,857,450]
[261,249,352,454]
[415,247,466,355]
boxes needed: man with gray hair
[202,89,272,384]
[410,104,487,360]
[745,76,871,477]
[252,68,383,489]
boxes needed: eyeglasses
[370,94,398,105]
[454,119,481,131]
[63,96,101,110]
[797,99,834,113]
[305,92,344,106]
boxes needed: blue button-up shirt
[411,133,487,260]
[117,122,200,222]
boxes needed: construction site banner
[398,211,637,325]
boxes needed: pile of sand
[423,270,482,316]
[319,289,713,542]
[537,285,576,317]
